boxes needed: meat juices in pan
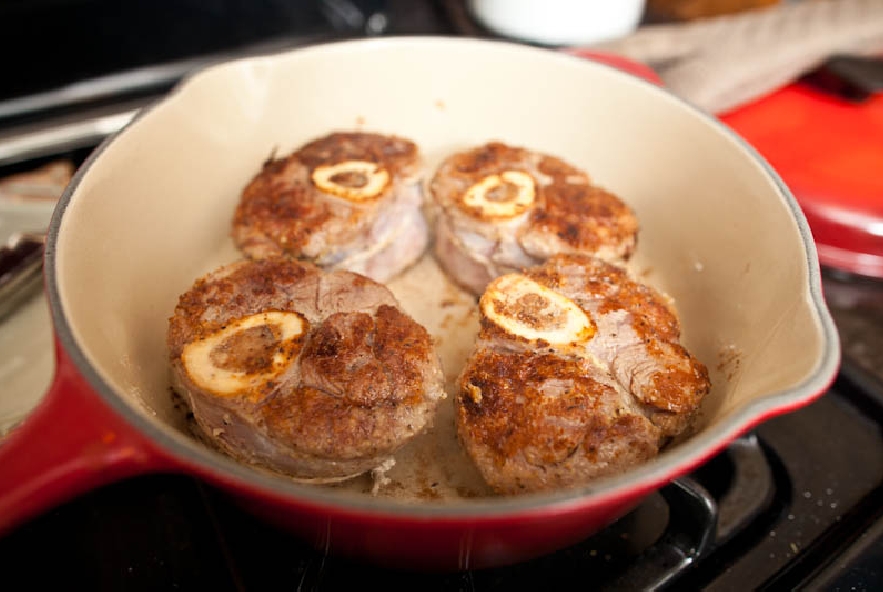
[167,257,446,481]
[232,132,428,283]
[456,254,710,495]
[430,142,639,295]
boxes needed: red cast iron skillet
[0,37,840,570]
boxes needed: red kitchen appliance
[721,57,883,279]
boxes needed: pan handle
[0,339,170,535]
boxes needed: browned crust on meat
[458,351,610,461]
[233,181,339,257]
[260,386,411,460]
[295,132,419,178]
[441,142,535,179]
[232,132,421,259]
[529,184,638,256]
[536,154,584,179]
[456,349,659,494]
[646,342,711,414]
[295,305,433,407]
[261,305,437,459]
[298,312,394,403]
[372,304,437,405]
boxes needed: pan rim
[44,35,841,519]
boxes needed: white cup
[467,0,647,46]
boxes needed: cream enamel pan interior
[48,38,840,514]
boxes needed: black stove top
[2,2,882,590]
[0,0,448,103]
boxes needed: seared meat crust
[457,349,659,494]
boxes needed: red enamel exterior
[721,80,883,278]
[0,340,174,533]
[228,488,656,570]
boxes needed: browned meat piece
[430,142,638,295]
[167,257,445,480]
[457,349,660,495]
[456,254,709,494]
[232,132,428,283]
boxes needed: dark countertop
[823,268,883,384]
[0,0,454,103]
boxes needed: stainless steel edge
[0,108,139,166]
[0,33,342,123]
